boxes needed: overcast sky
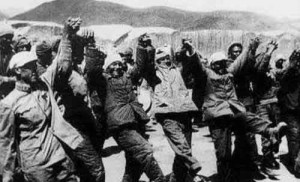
[0,0,300,19]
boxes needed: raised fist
[63,17,82,38]
[138,33,152,47]
[181,38,194,55]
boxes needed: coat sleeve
[185,51,208,109]
[0,102,16,182]
[278,66,300,96]
[40,37,73,88]
[132,45,161,87]
[227,45,254,76]
[254,53,272,74]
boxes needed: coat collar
[15,81,31,93]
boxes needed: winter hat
[155,45,172,61]
[103,52,123,70]
[209,51,227,66]
[9,51,37,70]
[119,47,133,57]
[0,22,14,37]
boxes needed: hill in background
[11,0,299,31]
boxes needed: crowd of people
[0,17,300,182]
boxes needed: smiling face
[107,61,125,78]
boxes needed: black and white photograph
[0,0,300,181]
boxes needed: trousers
[113,124,165,182]
[208,112,271,182]
[157,112,201,182]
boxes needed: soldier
[252,41,283,174]
[153,45,205,182]
[277,49,300,177]
[84,34,165,182]
[177,39,286,182]
[13,36,31,53]
[0,17,84,182]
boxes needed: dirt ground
[102,122,300,182]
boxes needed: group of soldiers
[0,17,300,182]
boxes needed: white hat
[9,51,37,70]
[209,52,227,65]
[103,53,123,70]
[155,45,172,61]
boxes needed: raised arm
[278,49,300,96]
[176,39,208,109]
[41,17,82,87]
[132,34,160,87]
[0,102,16,182]
[255,40,278,74]
[227,38,260,76]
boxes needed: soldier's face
[157,55,172,68]
[230,46,242,60]
[108,61,124,78]
[18,61,38,84]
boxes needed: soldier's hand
[266,40,278,55]
[63,17,82,38]
[182,38,194,55]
